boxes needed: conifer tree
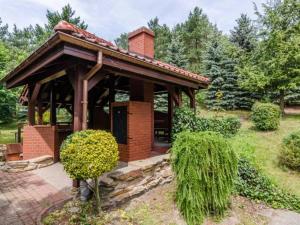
[204,39,224,110]
[204,38,242,110]
[230,14,256,52]
[165,32,188,68]
[45,4,88,32]
[180,7,216,74]
[148,17,171,60]
[114,33,128,50]
[230,14,259,109]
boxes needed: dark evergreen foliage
[114,33,128,50]
[148,17,171,60]
[165,31,188,68]
[204,39,245,110]
[45,4,88,31]
[180,7,216,74]
[230,14,256,52]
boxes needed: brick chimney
[128,27,155,59]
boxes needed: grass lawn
[238,115,300,197]
[0,120,18,144]
[199,108,300,197]
[43,108,300,225]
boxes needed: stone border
[36,196,73,225]
[0,155,54,172]
[37,154,173,223]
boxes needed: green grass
[199,109,300,197]
[0,120,18,144]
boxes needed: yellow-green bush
[60,130,118,179]
[60,130,118,212]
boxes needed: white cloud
[0,0,265,41]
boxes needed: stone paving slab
[0,165,71,225]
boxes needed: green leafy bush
[251,102,281,130]
[235,158,300,212]
[172,107,241,139]
[279,131,300,171]
[60,130,118,212]
[171,131,238,225]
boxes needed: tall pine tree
[230,14,256,52]
[180,7,216,74]
[204,38,242,110]
[148,17,171,60]
[165,31,187,68]
[230,14,259,109]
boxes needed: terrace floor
[0,164,72,225]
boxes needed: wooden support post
[28,101,35,125]
[189,89,196,111]
[82,51,103,130]
[184,88,196,111]
[73,67,84,132]
[109,76,115,124]
[37,102,43,125]
[82,79,88,130]
[176,88,182,107]
[168,86,174,142]
[28,84,41,126]
[50,81,57,126]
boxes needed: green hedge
[279,131,300,171]
[172,107,241,139]
[251,102,281,130]
[171,131,238,225]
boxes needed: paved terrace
[0,163,72,225]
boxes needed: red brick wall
[128,32,154,59]
[23,125,56,160]
[112,101,153,162]
[127,101,152,161]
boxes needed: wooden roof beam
[102,55,199,89]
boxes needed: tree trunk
[94,177,101,214]
[279,90,285,115]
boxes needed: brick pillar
[144,82,154,148]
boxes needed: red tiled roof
[54,21,209,84]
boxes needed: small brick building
[2,21,208,163]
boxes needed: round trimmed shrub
[171,131,238,225]
[61,130,118,179]
[251,102,281,130]
[60,129,118,212]
[279,131,300,171]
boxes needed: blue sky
[0,0,265,42]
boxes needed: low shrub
[60,130,118,213]
[251,102,281,130]
[235,158,300,212]
[172,107,241,139]
[171,131,238,225]
[279,131,300,171]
